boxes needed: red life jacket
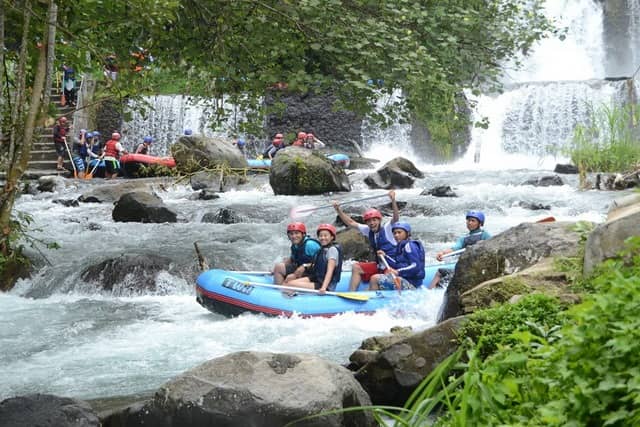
[104,139,120,158]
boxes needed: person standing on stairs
[62,65,77,107]
[53,116,69,171]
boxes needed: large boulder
[269,147,351,195]
[521,174,565,186]
[352,317,466,406]
[364,157,424,189]
[112,192,177,223]
[80,254,174,294]
[0,394,100,427]
[583,197,640,275]
[103,352,374,427]
[440,221,583,321]
[336,228,373,261]
[79,180,160,203]
[171,135,248,173]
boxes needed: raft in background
[195,262,455,318]
[247,153,350,169]
[119,154,176,177]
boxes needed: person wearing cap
[284,223,343,294]
[369,221,425,290]
[233,138,246,157]
[332,190,399,291]
[272,222,321,286]
[135,136,154,155]
[53,116,69,171]
[103,132,127,179]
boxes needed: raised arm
[332,201,360,228]
[389,190,399,223]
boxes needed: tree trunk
[42,2,57,115]
[0,0,50,260]
[0,2,5,139]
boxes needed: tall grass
[566,102,640,187]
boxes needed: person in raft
[332,190,399,291]
[135,136,153,155]
[369,222,426,290]
[428,210,492,289]
[102,132,127,179]
[284,224,344,294]
[272,222,321,285]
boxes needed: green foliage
[554,220,596,292]
[457,293,565,360]
[565,102,640,186]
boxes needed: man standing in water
[332,190,399,291]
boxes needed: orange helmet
[111,132,121,140]
[317,223,336,238]
[287,222,306,234]
[363,208,382,221]
[297,132,307,139]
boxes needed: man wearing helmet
[369,222,426,290]
[272,222,322,285]
[103,132,127,179]
[263,133,285,160]
[332,190,399,291]
[135,136,154,155]
[284,224,343,294]
[291,131,306,147]
[429,210,492,289]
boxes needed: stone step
[27,160,71,171]
[30,149,59,161]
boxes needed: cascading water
[1,0,638,404]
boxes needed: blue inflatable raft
[247,153,350,170]
[195,262,455,318]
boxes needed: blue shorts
[378,273,416,290]
[72,156,86,172]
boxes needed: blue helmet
[143,136,154,143]
[466,210,485,225]
[92,131,101,137]
[237,138,246,147]
[391,222,411,234]
[86,132,94,138]
[184,128,193,135]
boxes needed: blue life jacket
[392,239,426,287]
[368,225,395,254]
[311,243,343,289]
[290,236,321,267]
[463,229,485,247]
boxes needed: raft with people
[247,153,351,170]
[195,262,455,318]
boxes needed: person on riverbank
[234,138,246,157]
[284,224,343,294]
[53,116,69,171]
[369,222,426,290]
[103,132,127,179]
[332,190,399,291]
[428,210,492,289]
[135,136,153,155]
[272,222,322,285]
[291,131,306,147]
[62,66,77,107]
[304,132,325,149]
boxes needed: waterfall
[121,96,248,155]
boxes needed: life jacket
[53,125,66,143]
[393,239,426,287]
[135,143,148,155]
[104,139,120,158]
[463,229,485,248]
[311,242,343,288]
[72,140,87,157]
[368,225,395,254]
[290,236,321,267]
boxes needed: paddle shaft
[87,155,103,177]
[240,280,367,299]
[63,138,77,178]
[296,193,388,214]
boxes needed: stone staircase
[24,86,79,179]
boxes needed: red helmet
[275,133,284,139]
[59,117,68,123]
[297,132,306,139]
[317,223,336,237]
[111,132,121,140]
[287,222,306,234]
[363,208,382,221]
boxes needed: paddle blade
[85,172,93,179]
[290,205,316,219]
[335,292,369,301]
[536,216,556,223]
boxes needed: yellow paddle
[240,280,370,302]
